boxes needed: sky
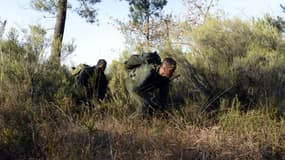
[0,0,284,67]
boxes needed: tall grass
[1,91,285,159]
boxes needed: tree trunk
[50,0,67,64]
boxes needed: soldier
[125,57,176,118]
[73,59,108,106]
[92,59,108,100]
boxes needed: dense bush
[0,26,75,159]
[190,17,285,110]
[0,27,73,105]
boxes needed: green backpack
[124,51,162,70]
[71,64,90,76]
[71,64,96,86]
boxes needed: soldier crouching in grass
[125,57,177,119]
[72,59,108,108]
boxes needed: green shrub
[190,16,285,109]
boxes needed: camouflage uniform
[126,64,170,117]
[75,66,108,104]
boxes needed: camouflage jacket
[127,64,170,107]
[76,66,108,100]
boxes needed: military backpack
[71,64,96,86]
[124,51,161,70]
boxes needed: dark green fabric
[124,51,161,70]
[126,64,170,117]
[74,66,108,104]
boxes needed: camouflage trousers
[125,78,160,118]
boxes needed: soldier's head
[159,57,176,78]
[96,59,107,71]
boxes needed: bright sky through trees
[0,0,284,66]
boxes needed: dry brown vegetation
[1,97,285,159]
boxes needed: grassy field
[1,97,284,160]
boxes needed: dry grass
[1,96,285,160]
[87,112,285,160]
